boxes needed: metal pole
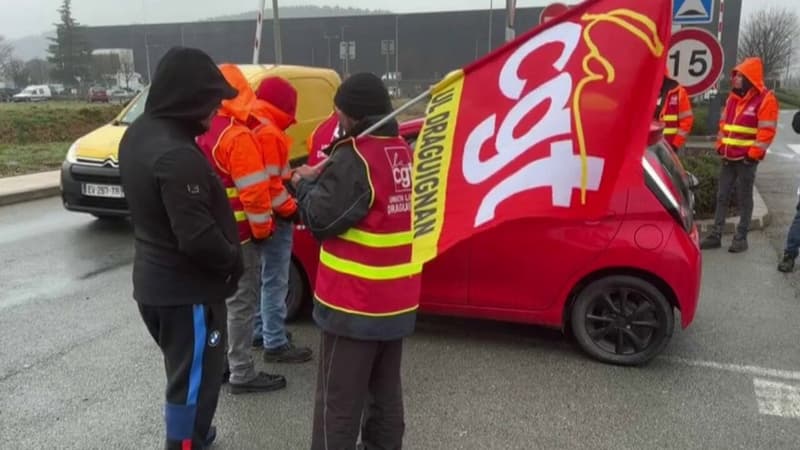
[272,0,283,64]
[505,0,516,42]
[253,0,265,63]
[144,31,152,82]
[395,15,400,78]
[358,88,431,137]
[488,0,493,53]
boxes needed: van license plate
[82,183,125,198]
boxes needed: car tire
[570,275,674,366]
[285,259,307,322]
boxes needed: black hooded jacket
[119,47,242,306]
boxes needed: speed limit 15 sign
[667,27,724,97]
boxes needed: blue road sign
[673,0,715,25]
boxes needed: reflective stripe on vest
[195,116,252,243]
[720,90,769,159]
[314,136,421,318]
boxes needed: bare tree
[738,6,800,83]
[119,59,135,89]
[0,35,14,80]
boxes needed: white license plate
[82,183,125,198]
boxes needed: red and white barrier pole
[253,0,266,64]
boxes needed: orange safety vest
[659,85,692,149]
[718,90,769,160]
[197,116,257,243]
[313,135,421,340]
[252,116,297,218]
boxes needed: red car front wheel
[571,275,674,366]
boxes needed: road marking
[753,378,800,419]
[788,144,800,156]
[767,149,794,159]
[663,356,800,381]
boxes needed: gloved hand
[278,210,302,225]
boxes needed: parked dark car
[0,87,19,102]
[87,87,109,103]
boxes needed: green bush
[775,89,800,109]
[680,149,738,220]
[691,103,709,136]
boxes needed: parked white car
[12,85,52,102]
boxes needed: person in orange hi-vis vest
[249,76,313,364]
[700,57,779,253]
[657,69,694,151]
[306,110,342,166]
[196,64,287,395]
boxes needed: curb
[0,171,61,207]
[695,185,770,235]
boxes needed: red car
[88,87,109,103]
[285,119,701,366]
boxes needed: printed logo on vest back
[385,146,413,193]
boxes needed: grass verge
[0,142,70,177]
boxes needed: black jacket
[294,116,400,241]
[119,47,242,306]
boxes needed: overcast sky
[0,0,794,39]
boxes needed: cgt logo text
[385,146,413,192]
[463,21,604,227]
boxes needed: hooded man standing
[291,73,421,450]
[196,64,289,394]
[118,47,240,450]
[700,57,779,253]
[249,76,314,364]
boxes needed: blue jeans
[784,197,800,258]
[254,219,293,350]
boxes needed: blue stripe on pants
[165,305,207,442]
[188,305,207,405]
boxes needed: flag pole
[357,88,432,137]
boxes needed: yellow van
[60,64,341,218]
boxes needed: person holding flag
[291,72,420,450]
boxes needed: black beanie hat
[334,72,393,121]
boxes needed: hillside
[207,5,391,21]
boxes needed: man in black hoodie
[118,47,241,450]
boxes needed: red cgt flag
[411,0,672,264]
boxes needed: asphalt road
[2,112,800,449]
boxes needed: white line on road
[663,356,800,381]
[753,378,800,418]
[789,144,800,156]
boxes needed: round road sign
[667,27,724,97]
[539,3,570,25]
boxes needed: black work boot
[229,372,287,395]
[700,234,722,250]
[778,253,796,273]
[728,237,749,253]
[263,342,313,363]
